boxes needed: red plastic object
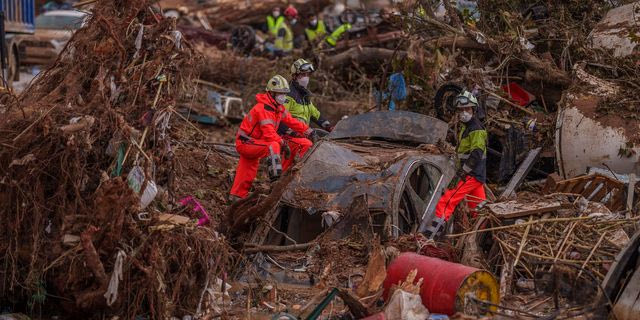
[501,82,535,106]
[360,312,385,320]
[382,253,498,315]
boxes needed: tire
[231,25,256,54]
[433,83,463,122]
[391,161,438,237]
[434,83,487,122]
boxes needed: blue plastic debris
[374,72,407,111]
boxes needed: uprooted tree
[0,0,233,317]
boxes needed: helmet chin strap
[268,92,277,104]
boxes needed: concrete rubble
[0,0,639,319]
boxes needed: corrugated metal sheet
[0,0,35,34]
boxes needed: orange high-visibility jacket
[237,92,311,143]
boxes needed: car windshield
[36,14,84,30]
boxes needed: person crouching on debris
[279,59,333,171]
[229,75,315,202]
[425,91,487,238]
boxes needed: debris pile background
[0,0,233,317]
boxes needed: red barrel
[382,252,499,315]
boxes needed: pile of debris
[0,0,235,318]
[445,170,640,317]
[208,0,640,319]
[1,0,640,319]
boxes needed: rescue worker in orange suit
[425,91,487,239]
[229,75,316,202]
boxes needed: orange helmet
[284,6,298,18]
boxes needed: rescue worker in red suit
[229,75,316,201]
[425,91,487,239]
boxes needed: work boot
[424,216,446,240]
[266,154,283,182]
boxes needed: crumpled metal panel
[556,99,640,178]
[328,111,448,145]
[589,1,640,57]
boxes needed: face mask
[459,111,473,123]
[275,94,287,105]
[273,11,280,17]
[291,18,297,24]
[297,76,310,88]
[310,19,318,27]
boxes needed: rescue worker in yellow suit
[273,6,297,56]
[278,59,334,171]
[304,14,327,46]
[266,7,284,37]
[425,91,487,239]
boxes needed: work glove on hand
[308,130,319,143]
[282,143,291,160]
[321,121,334,132]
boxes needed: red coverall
[230,93,312,198]
[434,176,485,221]
[282,136,313,171]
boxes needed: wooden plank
[542,173,562,193]
[610,190,626,212]
[563,180,581,193]
[487,200,567,219]
[570,179,590,194]
[601,175,625,189]
[555,174,591,185]
[556,180,572,193]
[627,174,636,218]
[499,259,514,298]
[556,174,596,193]
[499,147,542,200]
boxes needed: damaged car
[252,111,456,246]
[19,10,88,66]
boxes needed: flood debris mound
[208,0,640,318]
[2,0,640,319]
[0,0,233,317]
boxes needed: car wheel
[231,25,256,54]
[391,161,436,237]
[434,83,463,122]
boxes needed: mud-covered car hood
[281,141,454,213]
[280,111,455,215]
